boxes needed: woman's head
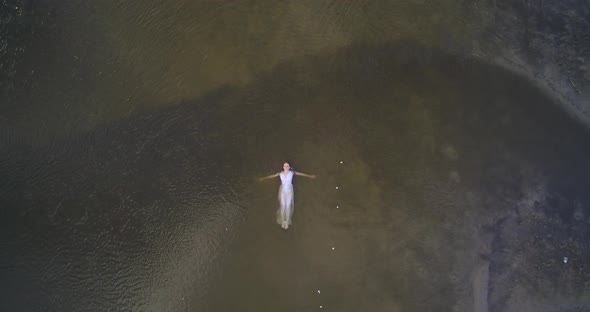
[283,162,291,171]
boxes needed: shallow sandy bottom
[205,45,590,311]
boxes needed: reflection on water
[2,2,590,312]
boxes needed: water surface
[1,2,590,312]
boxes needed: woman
[258,162,316,229]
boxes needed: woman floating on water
[258,162,316,229]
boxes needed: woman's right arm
[258,173,279,182]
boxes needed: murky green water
[2,1,590,312]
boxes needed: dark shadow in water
[2,40,590,311]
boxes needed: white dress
[277,171,295,226]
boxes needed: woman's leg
[277,186,284,226]
[288,192,294,225]
[280,194,288,223]
[282,191,293,225]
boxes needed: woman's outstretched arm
[295,171,317,179]
[258,173,279,182]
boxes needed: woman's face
[283,163,290,171]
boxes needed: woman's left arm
[295,171,317,179]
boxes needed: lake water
[2,2,590,312]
